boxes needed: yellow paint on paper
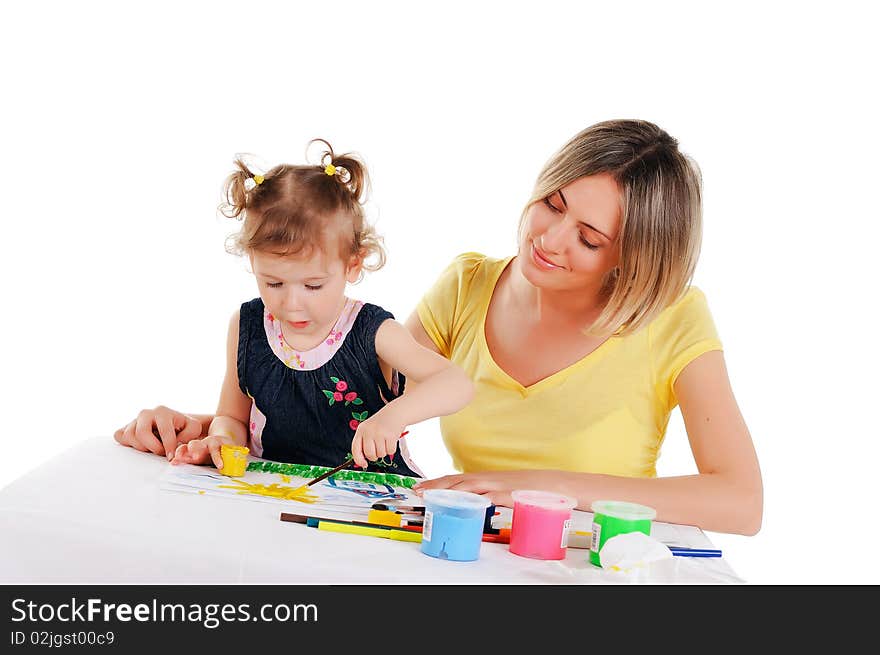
[217,479,319,504]
[279,474,291,484]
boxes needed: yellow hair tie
[324,164,337,176]
[253,174,264,185]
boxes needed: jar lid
[590,500,656,521]
[511,489,577,511]
[422,489,492,510]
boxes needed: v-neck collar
[478,255,619,396]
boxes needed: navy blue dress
[237,297,420,477]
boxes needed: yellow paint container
[218,445,249,477]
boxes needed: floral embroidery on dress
[322,377,365,407]
[321,377,375,438]
[349,411,369,430]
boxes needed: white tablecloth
[0,438,742,584]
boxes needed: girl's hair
[220,139,386,273]
[525,119,703,337]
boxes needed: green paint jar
[589,500,656,567]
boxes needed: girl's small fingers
[170,443,188,464]
[385,437,398,459]
[186,440,206,461]
[350,434,366,470]
[208,440,224,469]
[362,439,378,463]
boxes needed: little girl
[129,140,473,474]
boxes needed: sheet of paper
[160,459,424,522]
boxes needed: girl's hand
[412,470,565,508]
[169,435,226,469]
[114,406,203,460]
[350,412,408,470]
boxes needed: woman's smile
[531,242,564,271]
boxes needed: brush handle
[305,455,354,487]
[306,431,410,487]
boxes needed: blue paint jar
[420,490,491,561]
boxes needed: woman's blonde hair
[220,139,386,274]
[526,119,702,336]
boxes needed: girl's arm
[171,310,252,469]
[408,321,763,535]
[349,319,474,469]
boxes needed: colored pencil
[371,502,426,514]
[318,520,423,543]
[279,512,510,543]
[668,547,722,558]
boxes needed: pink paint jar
[509,490,577,560]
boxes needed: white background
[1,1,877,584]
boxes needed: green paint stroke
[245,461,418,489]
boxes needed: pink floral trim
[247,396,267,457]
[263,298,364,370]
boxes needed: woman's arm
[349,319,474,468]
[114,407,213,459]
[414,350,763,536]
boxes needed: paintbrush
[301,430,411,488]
[303,455,354,487]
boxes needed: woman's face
[518,172,622,293]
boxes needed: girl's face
[518,173,622,293]
[250,245,361,347]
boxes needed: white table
[0,438,742,584]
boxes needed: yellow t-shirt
[416,252,723,478]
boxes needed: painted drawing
[160,457,422,519]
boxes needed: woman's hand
[350,410,408,470]
[113,406,203,460]
[169,435,226,469]
[413,470,566,508]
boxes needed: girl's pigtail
[219,158,256,219]
[309,138,370,202]
[331,154,368,203]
